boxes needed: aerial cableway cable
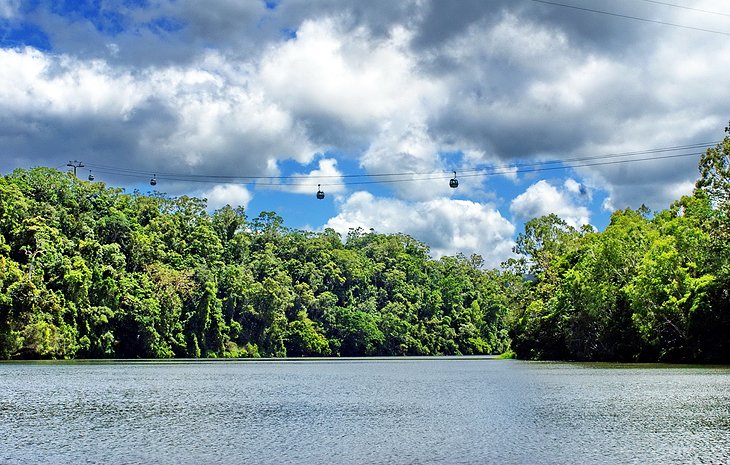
[83,140,716,182]
[80,140,717,188]
[526,0,730,37]
[636,0,730,19]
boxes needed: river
[0,357,728,464]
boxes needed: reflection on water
[0,358,728,464]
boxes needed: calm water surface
[0,358,728,464]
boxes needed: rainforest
[1,134,729,363]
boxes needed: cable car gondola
[316,184,325,200]
[88,171,94,181]
[150,175,157,186]
[449,171,459,188]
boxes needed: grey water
[0,358,728,465]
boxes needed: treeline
[0,167,512,359]
[1,131,729,362]
[508,132,730,363]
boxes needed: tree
[512,214,581,282]
[2,162,728,363]
[285,311,330,356]
[697,124,730,212]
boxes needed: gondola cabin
[449,171,459,188]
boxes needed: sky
[1,0,729,267]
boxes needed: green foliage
[4,127,729,364]
[286,311,331,356]
[507,124,730,362]
[497,349,516,359]
[0,168,510,359]
[697,128,730,216]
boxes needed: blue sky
[1,0,728,266]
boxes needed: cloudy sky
[2,0,728,266]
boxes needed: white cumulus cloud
[0,47,318,185]
[325,192,515,267]
[259,19,442,130]
[510,180,590,228]
[276,158,345,195]
[258,18,454,200]
[201,184,252,211]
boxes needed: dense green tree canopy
[509,130,730,363]
[1,127,729,362]
[0,168,511,359]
